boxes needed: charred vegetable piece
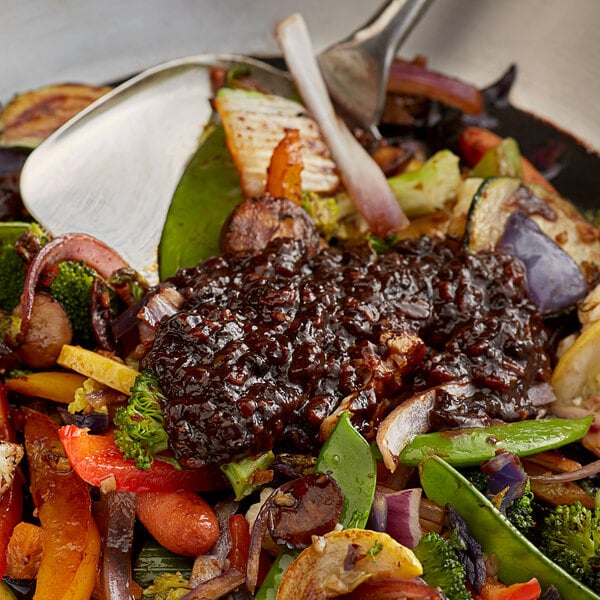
[57,344,139,395]
[23,408,101,600]
[471,137,523,179]
[387,149,461,217]
[497,211,589,315]
[316,411,377,528]
[58,425,225,493]
[465,177,600,282]
[400,417,593,467]
[267,473,344,549]
[213,87,339,198]
[159,123,244,279]
[0,83,111,148]
[419,455,598,598]
[275,528,422,599]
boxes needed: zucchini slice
[463,176,521,251]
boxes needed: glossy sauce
[147,236,550,467]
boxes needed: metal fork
[318,0,434,137]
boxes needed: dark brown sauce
[147,236,549,467]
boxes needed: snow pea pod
[158,122,243,279]
[400,416,593,467]
[419,455,599,599]
[316,411,377,528]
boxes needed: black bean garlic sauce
[145,235,550,467]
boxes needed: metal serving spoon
[19,1,431,282]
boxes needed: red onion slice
[276,14,409,239]
[370,487,423,549]
[387,60,483,115]
[20,233,130,335]
[98,490,136,600]
[529,459,600,482]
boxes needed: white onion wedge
[276,14,409,239]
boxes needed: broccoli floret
[506,480,535,533]
[48,260,96,345]
[220,450,275,500]
[539,500,600,593]
[0,243,27,312]
[113,371,176,470]
[413,531,471,600]
[465,466,534,533]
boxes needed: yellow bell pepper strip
[419,455,598,599]
[0,384,22,580]
[4,371,86,403]
[23,408,101,600]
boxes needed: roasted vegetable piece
[113,370,173,470]
[0,384,22,580]
[214,87,339,198]
[266,127,303,203]
[58,425,225,493]
[413,531,471,600]
[420,455,599,598]
[4,371,86,403]
[387,149,461,217]
[0,83,111,148]
[471,137,523,179]
[23,408,101,600]
[220,451,274,501]
[458,127,556,193]
[400,417,593,467]
[0,242,27,312]
[5,521,42,580]
[275,528,422,599]
[136,491,219,556]
[539,501,600,593]
[57,343,139,394]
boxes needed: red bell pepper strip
[0,383,22,580]
[23,408,101,600]
[58,425,225,493]
[459,126,557,194]
[480,577,542,600]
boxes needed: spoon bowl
[19,55,294,283]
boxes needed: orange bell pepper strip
[266,128,304,204]
[4,371,86,404]
[23,408,101,600]
[58,425,226,493]
[459,126,557,194]
[0,383,22,580]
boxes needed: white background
[3,0,599,150]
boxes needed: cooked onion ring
[20,233,130,336]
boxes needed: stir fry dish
[1,16,600,600]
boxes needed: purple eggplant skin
[497,210,588,315]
